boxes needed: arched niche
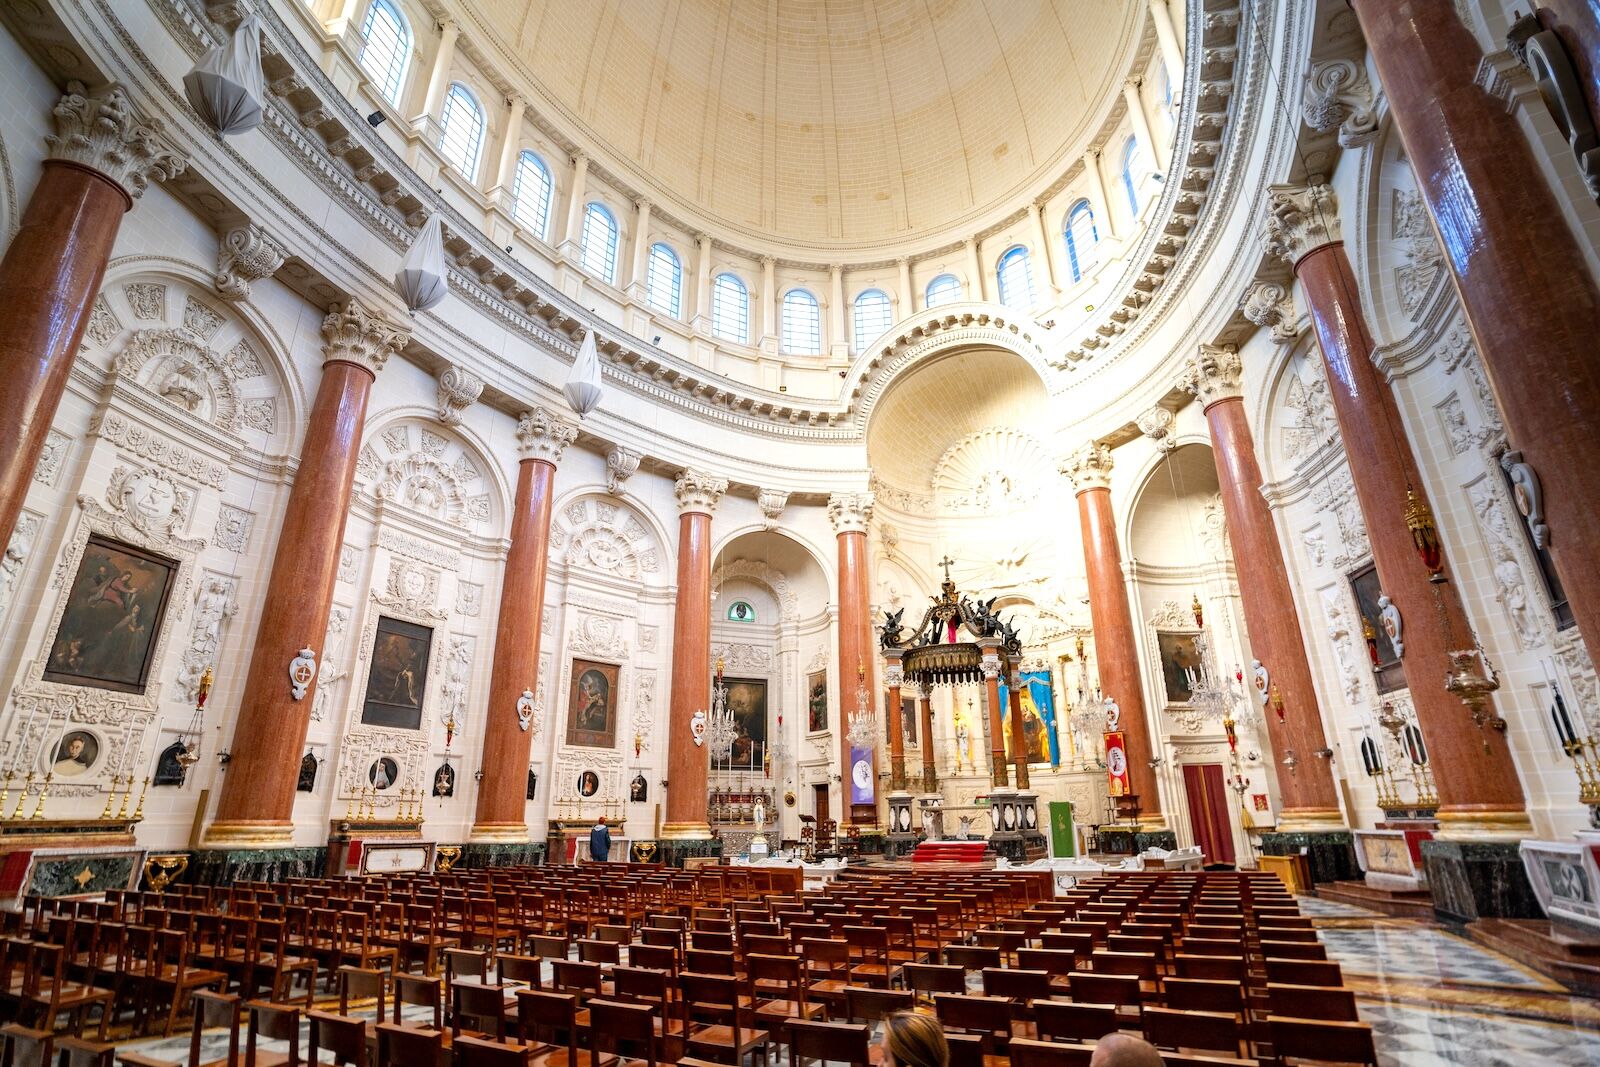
[356,411,510,539]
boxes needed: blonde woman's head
[884,1011,949,1067]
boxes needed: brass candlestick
[133,777,148,821]
[0,772,12,822]
[100,776,118,820]
[115,775,132,820]
[10,774,32,820]
[31,773,51,819]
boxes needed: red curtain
[1182,763,1236,866]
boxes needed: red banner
[1105,732,1129,796]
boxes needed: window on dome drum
[646,243,682,318]
[510,151,553,240]
[358,0,410,107]
[782,289,822,355]
[727,601,756,623]
[1121,136,1146,217]
[853,289,893,351]
[996,246,1035,309]
[580,203,619,284]
[1063,201,1100,283]
[712,273,749,343]
[925,273,963,308]
[1160,63,1173,109]
[437,82,485,180]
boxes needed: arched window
[437,82,485,180]
[1159,63,1173,109]
[1063,200,1100,283]
[781,289,821,355]
[358,0,411,106]
[510,151,553,239]
[727,600,756,622]
[853,289,893,351]
[712,273,749,343]
[1121,136,1146,217]
[925,273,963,308]
[996,246,1035,309]
[580,203,619,284]
[645,243,682,318]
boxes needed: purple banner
[849,744,876,804]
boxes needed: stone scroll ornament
[516,688,535,732]
[1501,451,1549,549]
[289,647,317,700]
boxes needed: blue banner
[999,670,1060,768]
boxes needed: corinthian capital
[47,82,186,200]
[516,406,578,464]
[1264,184,1342,265]
[1240,280,1298,343]
[321,298,409,375]
[827,491,875,535]
[675,469,728,514]
[1180,344,1244,409]
[1059,442,1114,493]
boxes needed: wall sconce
[217,750,232,765]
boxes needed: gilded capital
[1264,183,1342,265]
[516,406,578,464]
[1239,280,1298,343]
[1180,344,1244,409]
[321,299,409,375]
[1060,442,1114,493]
[47,82,186,200]
[675,469,728,514]
[827,491,875,535]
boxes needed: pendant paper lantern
[395,213,448,313]
[564,328,604,417]
[182,16,265,136]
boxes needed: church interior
[0,0,1598,1063]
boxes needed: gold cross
[938,555,955,581]
[73,867,95,889]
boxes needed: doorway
[1182,763,1236,866]
[812,783,830,826]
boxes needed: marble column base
[189,847,328,886]
[1421,839,1542,923]
[458,842,547,868]
[1260,829,1359,883]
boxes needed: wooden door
[812,783,830,825]
[1182,763,1236,866]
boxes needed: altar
[547,818,628,863]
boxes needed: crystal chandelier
[845,662,879,750]
[1187,627,1250,731]
[768,703,791,767]
[703,657,738,764]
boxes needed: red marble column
[1062,442,1164,824]
[471,409,575,841]
[918,687,937,792]
[0,86,184,548]
[1181,345,1344,830]
[662,470,726,839]
[1352,0,1600,679]
[980,647,1009,789]
[885,649,906,791]
[1266,184,1529,838]
[829,492,877,826]
[208,301,407,846]
[1008,668,1030,790]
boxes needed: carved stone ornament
[516,407,578,464]
[289,647,317,700]
[605,446,641,494]
[1104,697,1121,731]
[1180,344,1244,409]
[435,364,485,426]
[826,491,874,535]
[1252,659,1270,705]
[757,488,789,527]
[1509,17,1600,203]
[321,299,409,376]
[215,223,286,301]
[675,469,729,514]
[517,688,536,732]
[114,328,244,433]
[1378,594,1403,658]
[1264,184,1342,266]
[690,709,707,747]
[1500,450,1549,549]
[1240,281,1298,343]
[46,83,186,199]
[1059,441,1114,493]
[1136,407,1176,453]
[1302,58,1379,149]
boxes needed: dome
[461,0,1144,251]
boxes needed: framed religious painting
[1156,631,1201,705]
[884,692,918,745]
[43,535,178,695]
[806,671,829,733]
[361,616,434,729]
[999,670,1060,767]
[1349,565,1404,694]
[721,677,767,771]
[566,659,620,748]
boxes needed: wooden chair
[147,931,228,1038]
[20,943,115,1040]
[451,982,511,1042]
[842,928,899,990]
[1175,955,1246,982]
[933,994,1012,1055]
[452,1035,536,1067]
[1258,941,1326,961]
[903,964,967,1005]
[1263,960,1342,988]
[391,973,443,1030]
[307,1010,367,1067]
[498,955,544,992]
[785,1019,870,1067]
[337,966,387,1020]
[842,986,912,1026]
[744,954,820,1046]
[980,967,1051,1012]
[1267,1016,1378,1066]
[244,1001,301,1067]
[1007,1038,1096,1067]
[589,998,658,1067]
[1033,1000,1119,1044]
[1266,983,1359,1022]
[55,1038,116,1067]
[1160,1054,1259,1067]
[679,972,767,1067]
[1164,977,1243,1015]
[375,1022,442,1067]
[0,1024,54,1067]
[1142,1006,1242,1057]
[799,940,851,1017]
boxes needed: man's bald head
[1089,1034,1164,1067]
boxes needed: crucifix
[938,555,955,582]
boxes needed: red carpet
[912,840,989,863]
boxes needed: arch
[510,150,554,239]
[711,272,750,343]
[358,406,514,537]
[438,82,486,180]
[358,0,411,106]
[1119,435,1221,553]
[546,490,671,587]
[645,242,682,317]
[996,246,1034,309]
[1120,135,1145,216]
[853,289,893,352]
[1063,200,1099,283]
[549,486,676,586]
[781,288,821,355]
[710,523,835,599]
[925,274,963,309]
[580,202,619,284]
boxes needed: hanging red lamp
[1362,616,1380,666]
[1405,488,1446,582]
[1191,594,1204,629]
[1270,684,1286,726]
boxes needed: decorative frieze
[46,83,186,199]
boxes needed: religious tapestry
[44,535,177,694]
[849,744,875,805]
[998,671,1059,766]
[361,616,433,729]
[565,659,619,748]
[720,678,767,770]
[806,671,828,733]
[51,730,100,778]
[1156,631,1201,705]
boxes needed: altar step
[1315,879,1436,920]
[1468,918,1600,997]
[912,840,991,864]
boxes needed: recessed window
[782,289,821,355]
[925,273,963,309]
[437,82,485,180]
[712,273,749,343]
[646,243,682,318]
[580,203,619,284]
[1063,200,1100,283]
[1159,63,1173,109]
[996,246,1035,310]
[510,151,553,239]
[727,601,756,623]
[1121,136,1146,217]
[853,289,893,351]
[358,0,411,107]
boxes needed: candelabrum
[1188,629,1255,738]
[1444,646,1500,742]
[703,658,738,764]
